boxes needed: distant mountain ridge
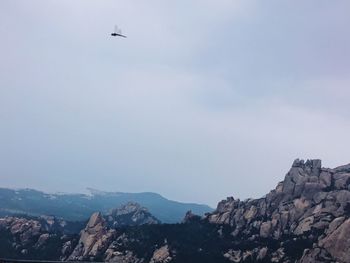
[0,188,213,223]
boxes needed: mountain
[0,188,213,223]
[68,202,161,261]
[63,159,350,262]
[0,202,160,261]
[2,159,350,262]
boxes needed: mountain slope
[0,188,212,223]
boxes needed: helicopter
[111,25,127,38]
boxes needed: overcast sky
[0,1,350,207]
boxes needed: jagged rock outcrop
[2,159,350,263]
[0,215,79,260]
[68,212,116,261]
[68,203,160,261]
[107,202,160,228]
[70,159,350,262]
[0,202,161,261]
[206,159,350,262]
[0,215,75,237]
[0,217,42,245]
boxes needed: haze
[1,0,350,207]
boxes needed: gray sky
[1,0,350,207]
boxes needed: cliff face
[206,159,350,262]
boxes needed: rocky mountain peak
[110,202,143,215]
[107,202,160,227]
[67,203,160,261]
[67,212,115,261]
[2,158,350,262]
[206,158,350,262]
[86,212,105,229]
[292,158,321,170]
[280,159,325,199]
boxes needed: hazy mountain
[0,188,212,223]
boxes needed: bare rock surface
[68,212,116,261]
[0,215,79,260]
[67,203,160,261]
[150,245,172,263]
[107,202,160,228]
[64,159,350,262]
[206,159,350,262]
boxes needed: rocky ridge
[1,159,350,262]
[66,159,350,262]
[0,215,80,259]
[206,159,350,262]
[67,203,160,261]
[67,212,116,261]
[0,202,160,261]
[107,202,161,228]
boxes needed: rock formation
[0,215,79,260]
[67,212,116,261]
[107,202,161,228]
[1,159,350,263]
[67,203,160,261]
[206,159,350,262]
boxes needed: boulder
[320,218,350,262]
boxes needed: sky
[0,1,350,207]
